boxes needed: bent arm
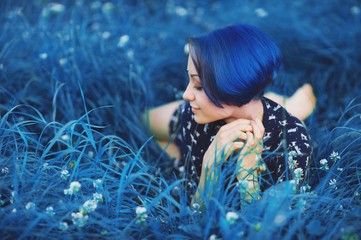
[142,100,183,159]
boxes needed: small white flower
[59,221,69,231]
[91,1,102,10]
[351,6,360,15]
[93,192,103,203]
[82,199,97,213]
[320,159,328,165]
[47,3,65,13]
[136,206,147,215]
[93,179,102,188]
[60,169,70,180]
[71,212,88,227]
[319,159,329,171]
[274,213,287,225]
[102,32,111,39]
[135,206,148,224]
[102,2,114,13]
[1,167,9,174]
[175,6,188,16]
[39,53,48,59]
[127,50,134,59]
[59,58,68,66]
[46,206,55,216]
[209,234,220,240]
[337,167,343,171]
[25,202,35,210]
[254,8,268,18]
[117,35,129,48]
[226,211,239,225]
[329,151,340,162]
[12,208,17,213]
[329,178,337,189]
[60,134,70,141]
[64,181,81,195]
[88,151,94,158]
[42,3,65,17]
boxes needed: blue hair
[189,24,283,107]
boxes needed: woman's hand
[202,119,253,170]
[237,118,265,180]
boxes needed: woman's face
[183,55,234,124]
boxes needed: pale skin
[143,55,316,206]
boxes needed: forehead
[187,55,197,72]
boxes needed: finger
[250,120,263,140]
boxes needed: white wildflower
[102,32,111,39]
[1,167,9,174]
[39,53,48,59]
[93,179,102,188]
[117,35,129,48]
[42,3,65,17]
[319,158,329,171]
[91,1,101,10]
[71,211,88,227]
[25,202,35,210]
[93,192,103,203]
[64,181,81,195]
[337,167,343,171]
[274,213,287,225]
[135,206,148,224]
[255,8,268,18]
[127,50,134,59]
[329,178,337,189]
[226,211,239,225]
[88,150,94,158]
[209,234,220,240]
[60,134,70,141]
[60,169,70,180]
[102,2,114,13]
[82,199,97,213]
[175,6,188,16]
[59,58,68,66]
[329,151,340,162]
[46,206,55,216]
[351,6,360,15]
[59,221,69,231]
[12,208,17,213]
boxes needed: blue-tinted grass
[1,0,361,239]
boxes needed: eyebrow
[190,73,199,78]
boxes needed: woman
[144,24,315,207]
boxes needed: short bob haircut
[189,24,283,107]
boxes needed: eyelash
[194,86,203,91]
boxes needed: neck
[224,99,264,123]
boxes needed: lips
[191,105,200,111]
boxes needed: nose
[183,83,195,102]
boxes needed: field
[0,0,360,239]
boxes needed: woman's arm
[142,100,183,159]
[192,119,264,207]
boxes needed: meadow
[0,0,360,239]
